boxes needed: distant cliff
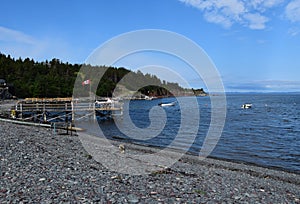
[192,88,208,96]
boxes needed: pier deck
[10,97,123,122]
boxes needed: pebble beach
[1,120,300,203]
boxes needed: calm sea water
[96,93,300,173]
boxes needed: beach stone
[0,121,299,203]
[127,194,139,203]
[39,178,46,182]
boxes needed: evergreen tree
[0,53,201,98]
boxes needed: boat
[145,96,154,100]
[95,98,113,105]
[241,103,252,109]
[158,102,176,107]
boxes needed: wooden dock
[11,97,123,124]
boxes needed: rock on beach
[0,121,299,203]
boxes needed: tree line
[0,53,193,98]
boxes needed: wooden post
[65,102,68,135]
[35,103,39,122]
[43,113,47,123]
[71,101,74,136]
[43,103,47,123]
[71,101,74,124]
[20,103,22,119]
[93,101,96,121]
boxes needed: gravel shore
[1,120,299,203]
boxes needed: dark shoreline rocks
[0,121,299,203]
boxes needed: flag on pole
[82,79,91,86]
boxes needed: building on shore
[0,79,13,100]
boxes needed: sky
[1,0,300,92]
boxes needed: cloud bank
[0,26,80,63]
[0,26,36,44]
[285,0,300,22]
[225,80,300,92]
[180,0,300,30]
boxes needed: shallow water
[96,93,300,173]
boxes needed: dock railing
[12,97,123,123]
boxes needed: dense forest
[0,53,197,99]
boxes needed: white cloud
[246,0,284,11]
[0,26,82,63]
[263,0,285,8]
[179,0,212,10]
[203,10,233,28]
[0,26,44,59]
[0,26,36,44]
[243,13,269,29]
[215,0,245,18]
[180,0,245,28]
[288,27,300,35]
[261,80,300,90]
[285,0,300,22]
[180,0,284,30]
[225,79,300,92]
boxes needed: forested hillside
[0,53,193,98]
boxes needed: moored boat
[241,103,252,109]
[158,102,176,107]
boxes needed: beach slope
[0,121,299,203]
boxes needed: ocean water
[96,93,300,173]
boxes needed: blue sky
[1,0,300,92]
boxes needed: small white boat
[95,98,113,105]
[241,103,252,109]
[158,102,176,107]
[145,96,154,100]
